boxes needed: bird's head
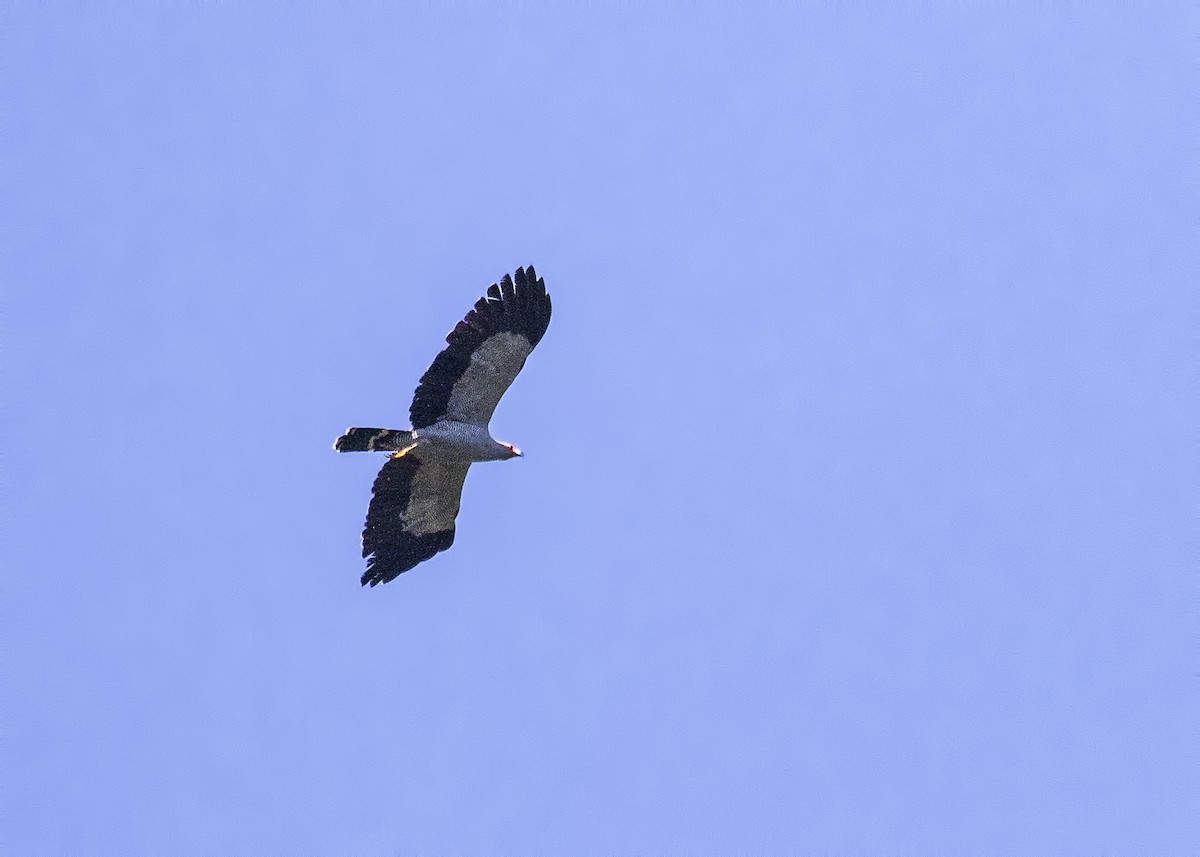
[502,443,523,459]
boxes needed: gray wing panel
[442,331,533,426]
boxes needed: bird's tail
[334,427,415,453]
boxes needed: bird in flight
[335,266,552,586]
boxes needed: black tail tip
[334,427,359,452]
[335,428,379,453]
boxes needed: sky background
[4,4,1196,854]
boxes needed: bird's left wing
[360,449,470,586]
[409,265,552,429]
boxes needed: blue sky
[5,4,1196,853]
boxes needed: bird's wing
[360,448,470,586]
[409,265,552,429]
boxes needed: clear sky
[5,4,1196,854]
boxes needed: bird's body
[418,420,520,461]
[335,266,551,586]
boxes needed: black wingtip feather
[360,530,455,586]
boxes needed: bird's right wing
[360,447,470,586]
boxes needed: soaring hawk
[335,266,552,586]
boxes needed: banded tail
[334,427,416,453]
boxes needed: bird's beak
[512,446,523,458]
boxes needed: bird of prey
[335,266,552,586]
